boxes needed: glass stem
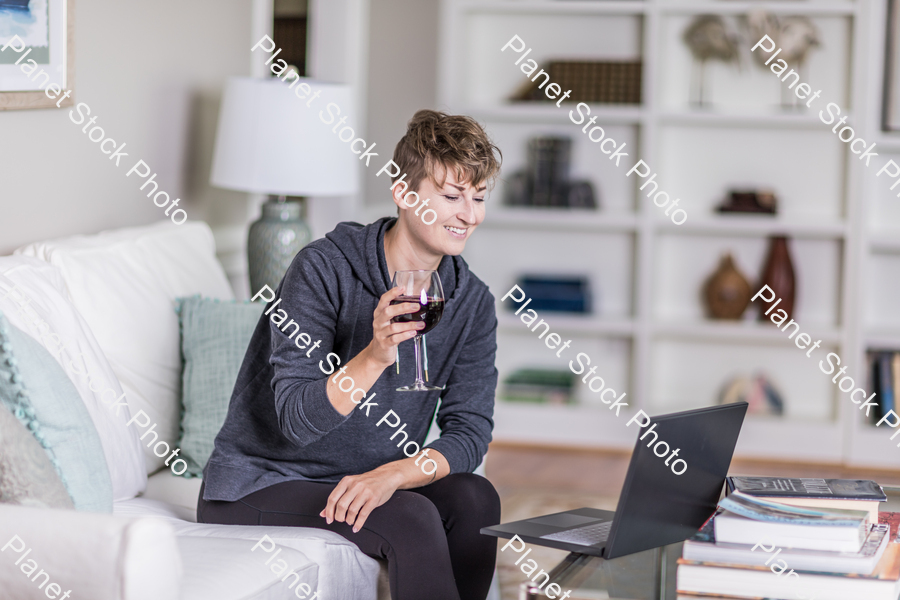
[414,334,425,386]
[422,334,428,382]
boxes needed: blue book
[879,352,895,419]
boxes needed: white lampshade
[210,76,359,196]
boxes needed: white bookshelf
[439,0,900,467]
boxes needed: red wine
[391,296,444,335]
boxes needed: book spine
[528,139,554,206]
[868,351,881,424]
[880,352,895,419]
[891,352,900,417]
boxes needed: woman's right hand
[367,287,424,368]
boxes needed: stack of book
[510,60,643,104]
[677,477,899,600]
[508,276,592,314]
[501,369,575,405]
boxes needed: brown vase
[757,236,796,322]
[704,253,752,319]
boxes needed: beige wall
[363,0,439,212]
[0,0,254,254]
[1,0,443,254]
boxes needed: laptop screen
[604,402,748,559]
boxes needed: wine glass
[390,270,444,391]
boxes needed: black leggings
[197,473,501,600]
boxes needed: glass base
[396,383,442,392]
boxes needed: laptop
[481,402,748,559]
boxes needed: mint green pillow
[176,296,264,477]
[0,311,111,512]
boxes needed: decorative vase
[248,197,312,297]
[757,236,796,322]
[704,253,752,320]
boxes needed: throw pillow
[17,221,235,474]
[0,255,146,501]
[0,310,113,512]
[176,296,264,476]
[0,395,74,509]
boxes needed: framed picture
[0,0,73,110]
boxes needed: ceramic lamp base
[248,197,312,295]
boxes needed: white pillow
[0,256,147,501]
[16,221,235,473]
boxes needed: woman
[199,109,503,600]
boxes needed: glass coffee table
[520,485,900,600]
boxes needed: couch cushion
[143,468,203,520]
[0,312,113,512]
[17,221,235,474]
[116,497,384,600]
[0,256,146,501]
[178,536,318,600]
[177,296,265,477]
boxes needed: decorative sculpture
[746,10,820,108]
[683,15,740,107]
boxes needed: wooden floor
[484,441,900,498]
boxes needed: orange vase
[704,253,752,320]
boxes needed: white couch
[0,222,392,600]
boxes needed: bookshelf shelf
[468,104,644,125]
[499,313,636,336]
[865,331,900,349]
[869,234,900,253]
[439,0,884,467]
[484,208,638,232]
[493,400,643,448]
[453,0,856,18]
[655,217,848,238]
[451,0,649,17]
[658,111,830,129]
[659,2,857,17]
[847,422,900,470]
[653,321,843,345]
[873,137,900,152]
[734,417,844,462]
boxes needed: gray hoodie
[203,217,498,502]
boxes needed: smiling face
[390,164,487,259]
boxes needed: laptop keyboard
[539,520,612,546]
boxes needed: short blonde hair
[391,109,502,194]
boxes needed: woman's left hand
[320,466,402,533]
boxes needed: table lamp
[210,76,358,295]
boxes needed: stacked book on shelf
[868,350,900,424]
[501,368,575,405]
[509,60,643,105]
[506,276,592,314]
[677,477,898,600]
